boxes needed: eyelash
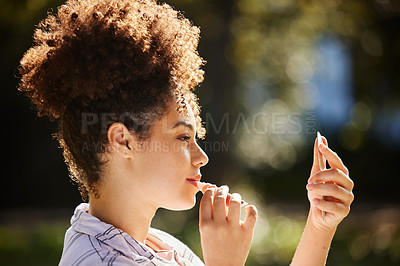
[178,135,191,143]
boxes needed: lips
[187,179,212,192]
[187,174,201,182]
[187,174,202,188]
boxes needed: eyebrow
[172,120,194,132]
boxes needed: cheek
[174,144,192,167]
[160,147,192,183]
[135,142,192,178]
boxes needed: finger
[318,142,349,176]
[321,136,328,169]
[312,198,350,217]
[227,193,242,225]
[306,183,354,204]
[213,186,229,222]
[199,187,215,223]
[243,205,258,230]
[309,168,354,190]
[311,137,320,175]
[311,135,328,175]
[198,182,213,193]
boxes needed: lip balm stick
[196,181,248,207]
[317,131,326,220]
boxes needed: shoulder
[59,227,140,266]
[60,226,168,266]
[59,227,104,266]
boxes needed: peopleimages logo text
[81,111,318,136]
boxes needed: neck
[88,172,158,244]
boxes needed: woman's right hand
[199,185,258,266]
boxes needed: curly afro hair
[18,0,206,199]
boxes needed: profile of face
[122,101,209,211]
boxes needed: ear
[107,122,134,158]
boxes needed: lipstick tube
[317,131,326,220]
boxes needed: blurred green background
[1,0,399,265]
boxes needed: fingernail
[216,186,226,195]
[219,185,229,193]
[205,187,215,196]
[313,198,320,204]
[306,183,315,190]
[205,185,216,190]
[231,193,241,201]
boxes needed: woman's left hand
[306,135,354,231]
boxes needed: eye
[178,134,191,143]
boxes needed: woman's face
[131,102,209,211]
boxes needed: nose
[192,142,209,168]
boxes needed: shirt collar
[71,203,157,260]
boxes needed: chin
[163,195,197,211]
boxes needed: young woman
[18,0,354,265]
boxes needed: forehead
[160,101,196,130]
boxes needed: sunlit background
[1,0,400,265]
